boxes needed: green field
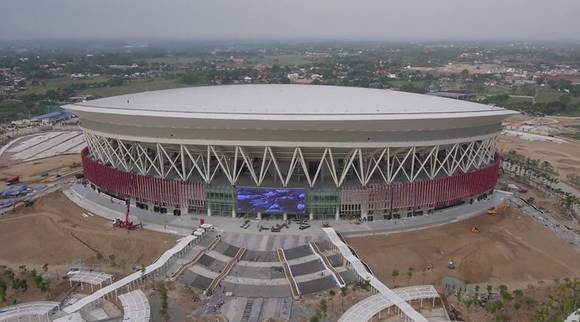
[385,80,426,88]
[253,54,315,66]
[143,56,204,64]
[535,89,563,103]
[78,78,187,97]
[17,76,111,96]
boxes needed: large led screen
[236,188,306,214]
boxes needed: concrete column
[309,211,314,221]
[335,206,340,221]
[283,213,287,221]
[257,212,262,220]
[231,207,236,218]
[207,205,212,217]
[361,208,368,219]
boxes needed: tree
[391,269,400,286]
[362,279,371,291]
[328,289,336,312]
[319,299,327,317]
[486,284,493,295]
[562,193,579,216]
[407,267,414,285]
[42,264,48,273]
[0,278,6,302]
[340,286,348,311]
[159,283,169,320]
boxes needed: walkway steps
[309,241,346,287]
[277,248,301,300]
[206,247,247,296]
[170,235,221,281]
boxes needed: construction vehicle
[471,226,480,233]
[447,261,456,270]
[6,176,19,185]
[112,200,141,230]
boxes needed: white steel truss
[83,132,498,188]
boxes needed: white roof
[65,84,513,121]
[566,309,580,322]
[339,285,439,322]
[118,290,150,322]
[53,312,86,322]
[69,271,112,285]
[0,301,59,320]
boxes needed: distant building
[310,74,323,81]
[428,91,476,100]
[30,111,74,124]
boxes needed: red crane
[113,200,141,230]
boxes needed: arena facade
[65,84,515,221]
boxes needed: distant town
[1,41,579,126]
[2,40,580,322]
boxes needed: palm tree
[407,267,414,286]
[562,193,579,216]
[391,269,399,286]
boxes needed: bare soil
[498,133,580,182]
[0,154,82,190]
[348,208,580,289]
[0,191,175,273]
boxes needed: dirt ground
[0,191,175,274]
[0,154,82,190]
[499,115,580,184]
[348,208,580,289]
[498,134,580,182]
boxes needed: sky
[1,0,579,41]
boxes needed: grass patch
[17,76,111,96]
[253,54,315,66]
[78,78,186,97]
[143,56,204,64]
[561,133,580,141]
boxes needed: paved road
[68,183,507,238]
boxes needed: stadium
[65,84,515,222]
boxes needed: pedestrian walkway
[323,227,428,322]
[63,235,196,314]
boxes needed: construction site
[0,88,579,322]
[0,131,576,322]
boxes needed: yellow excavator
[488,203,508,216]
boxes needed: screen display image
[236,188,306,214]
